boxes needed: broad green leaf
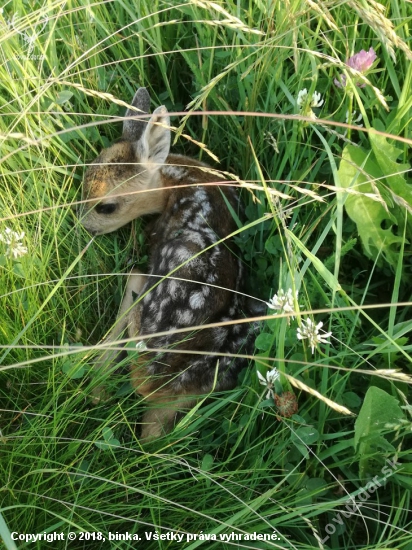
[354,386,405,480]
[61,343,85,379]
[369,130,412,235]
[342,391,362,409]
[62,360,85,379]
[201,453,214,472]
[258,398,276,409]
[338,144,404,268]
[265,235,282,255]
[254,332,273,351]
[55,90,73,104]
[292,426,319,445]
[95,427,121,450]
[305,478,328,496]
[292,442,309,459]
[12,262,26,278]
[94,441,109,450]
[102,427,115,441]
[370,133,411,194]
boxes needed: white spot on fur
[194,189,212,216]
[202,203,212,217]
[194,188,207,201]
[204,227,217,240]
[180,209,191,223]
[162,165,188,179]
[176,309,194,325]
[175,246,193,263]
[145,294,154,305]
[179,197,191,206]
[202,285,210,296]
[188,220,202,232]
[213,327,228,345]
[161,245,171,257]
[187,231,205,248]
[189,291,205,309]
[168,279,178,297]
[155,297,171,321]
[234,336,247,350]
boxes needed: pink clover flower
[335,47,377,88]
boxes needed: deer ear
[136,106,171,166]
[122,87,151,142]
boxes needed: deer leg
[141,395,197,442]
[140,392,198,441]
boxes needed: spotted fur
[80,87,251,440]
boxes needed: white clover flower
[266,288,298,319]
[257,367,280,400]
[345,110,363,126]
[297,88,324,109]
[0,227,28,259]
[7,242,28,259]
[0,227,24,244]
[297,318,332,355]
[296,88,308,107]
[311,91,324,108]
[296,89,324,120]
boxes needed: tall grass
[1,0,411,548]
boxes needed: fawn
[80,87,252,440]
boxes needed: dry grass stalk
[285,373,355,416]
[306,0,340,32]
[358,369,412,384]
[190,0,263,35]
[348,0,412,61]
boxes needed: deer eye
[95,203,117,215]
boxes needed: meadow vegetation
[0,0,411,548]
